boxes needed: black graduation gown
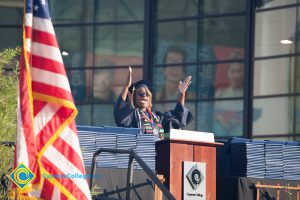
[113,95,193,133]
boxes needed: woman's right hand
[121,66,132,101]
[126,66,132,88]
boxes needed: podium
[156,137,223,200]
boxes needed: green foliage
[0,47,20,199]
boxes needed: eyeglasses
[137,92,149,98]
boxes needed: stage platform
[87,165,300,200]
[217,176,300,200]
[87,167,156,200]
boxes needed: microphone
[159,111,183,132]
[154,110,183,133]
[165,112,181,127]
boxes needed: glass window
[213,59,245,100]
[0,7,23,25]
[96,0,144,22]
[255,7,296,57]
[55,26,93,68]
[296,96,300,133]
[92,104,115,126]
[0,28,22,51]
[256,0,296,10]
[197,101,214,133]
[253,97,294,135]
[153,65,196,101]
[49,0,93,23]
[154,39,197,65]
[296,57,300,93]
[67,70,89,103]
[76,105,92,125]
[199,0,246,15]
[92,68,117,103]
[254,57,295,96]
[84,67,142,103]
[198,100,244,137]
[184,102,196,131]
[94,24,144,67]
[213,100,244,137]
[155,0,197,19]
[155,20,198,63]
[154,102,177,112]
[200,16,246,51]
[197,64,215,99]
[113,67,143,95]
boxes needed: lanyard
[139,109,158,125]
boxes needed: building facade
[0,0,300,140]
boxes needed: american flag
[12,0,91,199]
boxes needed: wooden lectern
[156,138,223,200]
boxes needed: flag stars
[34,4,39,11]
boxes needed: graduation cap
[128,79,152,94]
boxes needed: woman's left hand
[178,76,192,94]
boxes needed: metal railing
[256,182,300,200]
[89,148,175,200]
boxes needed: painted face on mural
[164,51,185,82]
[228,62,244,89]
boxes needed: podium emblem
[183,161,206,200]
[186,165,204,190]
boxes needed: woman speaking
[114,67,193,140]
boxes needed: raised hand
[178,76,192,94]
[126,66,132,87]
[121,66,133,101]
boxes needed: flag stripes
[32,82,74,101]
[33,103,59,136]
[29,42,64,63]
[30,67,71,92]
[30,55,66,75]
[13,0,92,199]
[29,55,65,75]
[25,14,55,35]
